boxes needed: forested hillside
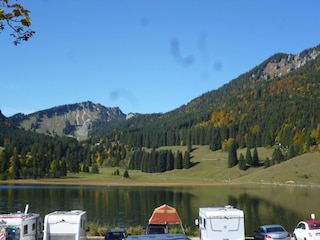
[96,46,320,155]
[89,45,320,174]
[0,122,87,179]
[1,44,320,180]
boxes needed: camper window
[32,223,36,231]
[210,217,240,231]
[24,224,28,234]
[204,218,206,229]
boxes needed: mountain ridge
[9,101,126,138]
[180,44,320,113]
[3,43,320,140]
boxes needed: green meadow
[67,145,320,186]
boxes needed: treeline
[128,148,191,173]
[0,124,193,180]
[0,125,90,179]
[229,139,299,171]
[0,127,130,180]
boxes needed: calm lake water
[0,183,319,236]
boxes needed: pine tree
[238,153,246,170]
[9,148,20,179]
[174,150,183,169]
[253,147,259,167]
[123,170,129,178]
[60,159,67,177]
[183,151,190,169]
[245,147,253,166]
[272,148,284,164]
[158,150,166,172]
[228,141,238,168]
[264,158,270,168]
[166,150,174,171]
[141,152,149,172]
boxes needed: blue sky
[1,0,320,117]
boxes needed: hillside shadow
[190,147,198,152]
[190,160,200,168]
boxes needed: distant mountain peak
[9,101,126,138]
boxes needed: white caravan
[195,205,245,240]
[43,210,88,240]
[0,204,42,240]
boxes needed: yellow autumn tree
[95,152,102,166]
[210,110,235,128]
[8,147,20,179]
[0,0,35,45]
[310,129,320,145]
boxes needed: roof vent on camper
[225,205,233,209]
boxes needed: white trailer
[43,210,88,240]
[0,204,42,240]
[195,205,245,240]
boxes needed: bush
[264,158,270,168]
[91,164,99,174]
[112,169,120,175]
[123,170,129,178]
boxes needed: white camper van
[43,210,88,240]
[195,205,245,240]
[0,204,42,240]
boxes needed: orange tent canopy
[148,204,182,225]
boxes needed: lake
[0,183,319,236]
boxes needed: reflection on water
[0,184,319,236]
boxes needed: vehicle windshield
[267,227,284,233]
[309,224,320,230]
[149,227,165,234]
[108,232,125,238]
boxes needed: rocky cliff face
[10,101,126,138]
[250,45,320,81]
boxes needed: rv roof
[48,210,85,216]
[0,213,40,219]
[199,206,244,217]
[45,210,86,224]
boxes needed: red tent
[148,204,183,225]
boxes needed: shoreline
[1,178,318,188]
[0,178,245,187]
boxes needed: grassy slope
[236,151,320,185]
[65,145,320,186]
[2,132,317,186]
[174,146,320,185]
[4,145,317,186]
